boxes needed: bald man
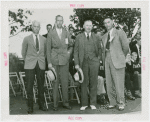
[74,20,102,110]
[22,20,47,114]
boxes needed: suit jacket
[47,28,73,65]
[74,32,102,67]
[21,34,47,70]
[101,28,129,69]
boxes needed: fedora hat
[47,67,57,82]
[74,68,84,83]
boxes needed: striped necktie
[35,35,39,52]
[106,32,110,50]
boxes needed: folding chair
[44,72,53,109]
[9,72,24,97]
[44,71,63,110]
[19,72,27,98]
[68,73,80,104]
[33,75,38,103]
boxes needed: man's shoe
[90,105,97,110]
[80,106,88,111]
[107,105,115,109]
[117,103,125,111]
[63,105,72,110]
[126,90,135,100]
[27,107,33,114]
[53,107,58,111]
[134,90,141,98]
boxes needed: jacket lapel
[30,34,36,49]
[110,28,116,42]
[103,28,117,48]
[82,33,86,48]
[91,33,98,54]
[53,29,62,45]
[61,28,65,41]
[39,35,43,52]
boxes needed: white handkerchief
[65,38,68,44]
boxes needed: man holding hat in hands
[74,19,103,110]
[46,15,73,111]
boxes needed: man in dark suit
[21,20,47,114]
[131,33,141,63]
[43,24,52,38]
[74,20,103,110]
[47,15,73,111]
[43,24,52,71]
[101,16,129,110]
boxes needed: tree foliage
[70,8,141,36]
[9,9,33,38]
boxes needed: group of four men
[22,15,129,114]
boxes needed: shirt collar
[84,32,91,37]
[33,33,39,38]
[56,27,62,32]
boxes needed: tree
[70,8,141,36]
[9,9,33,38]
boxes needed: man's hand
[48,63,53,69]
[75,65,80,70]
[134,71,139,75]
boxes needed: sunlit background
[9,9,75,58]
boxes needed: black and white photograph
[1,1,149,121]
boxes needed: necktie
[87,33,89,40]
[106,32,110,50]
[35,35,39,52]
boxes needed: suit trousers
[25,62,45,107]
[105,51,125,105]
[81,58,99,106]
[53,63,69,107]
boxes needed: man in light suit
[22,20,47,114]
[74,20,103,110]
[47,15,73,111]
[101,16,129,110]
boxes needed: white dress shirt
[32,33,40,53]
[56,28,62,39]
[85,32,91,38]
